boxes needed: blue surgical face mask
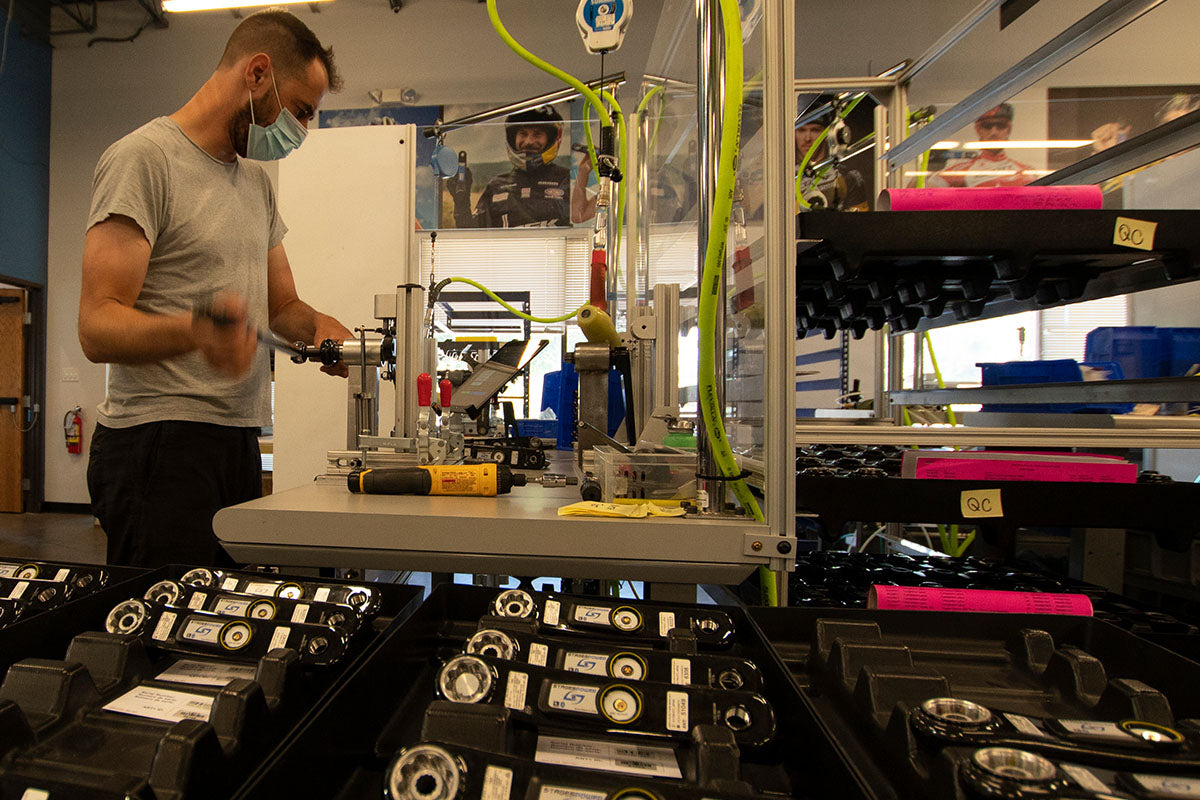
[246,74,307,161]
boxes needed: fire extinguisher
[64,406,83,455]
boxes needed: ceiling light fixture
[161,0,335,12]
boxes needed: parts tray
[0,565,422,798]
[0,561,147,675]
[747,606,1200,800]
[795,474,1200,553]
[233,584,847,800]
[795,209,1200,336]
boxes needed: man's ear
[243,52,272,91]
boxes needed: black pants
[87,421,262,568]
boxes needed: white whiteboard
[274,125,417,492]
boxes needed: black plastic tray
[0,566,423,799]
[235,584,857,800]
[795,209,1200,336]
[795,474,1200,553]
[747,606,1200,799]
[0,561,147,674]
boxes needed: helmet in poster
[505,106,563,171]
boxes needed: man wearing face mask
[450,106,571,228]
[77,9,354,568]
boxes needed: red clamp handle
[417,373,432,407]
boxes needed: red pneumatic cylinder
[417,373,432,407]
[439,379,452,408]
[589,249,607,311]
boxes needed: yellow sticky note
[960,489,1003,519]
[1113,217,1157,251]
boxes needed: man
[927,103,1035,188]
[78,10,354,568]
[450,106,571,228]
[794,97,868,212]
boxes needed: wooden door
[0,288,26,512]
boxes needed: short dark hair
[219,8,342,92]
[978,103,1014,123]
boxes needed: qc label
[1114,216,1157,251]
[961,489,1003,518]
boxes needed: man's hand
[191,292,258,378]
[314,315,355,377]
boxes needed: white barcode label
[156,659,258,687]
[103,686,214,723]
[670,658,692,685]
[244,582,277,597]
[543,599,561,626]
[1060,764,1110,794]
[221,577,239,590]
[20,788,49,800]
[269,626,290,651]
[153,610,177,642]
[8,581,27,600]
[534,735,682,779]
[528,642,548,667]
[504,671,528,710]
[481,765,513,800]
[658,612,676,637]
[53,569,70,582]
[1004,713,1047,737]
[187,592,207,610]
[314,587,330,602]
[291,604,310,623]
[665,691,688,732]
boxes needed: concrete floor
[0,512,106,565]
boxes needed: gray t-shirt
[87,116,287,429]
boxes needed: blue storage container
[976,359,1132,414]
[1159,328,1200,377]
[513,419,559,440]
[1085,326,1161,380]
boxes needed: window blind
[1040,296,1129,361]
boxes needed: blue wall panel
[0,24,51,286]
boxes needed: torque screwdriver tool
[347,465,577,496]
[192,298,305,358]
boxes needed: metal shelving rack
[789,0,1200,587]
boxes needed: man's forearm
[78,301,195,364]
[270,298,324,344]
[270,299,349,346]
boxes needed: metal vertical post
[625,111,641,317]
[764,0,797,603]
[696,0,727,514]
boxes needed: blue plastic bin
[1159,328,1200,377]
[514,419,559,440]
[976,359,1132,414]
[1085,326,1161,380]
